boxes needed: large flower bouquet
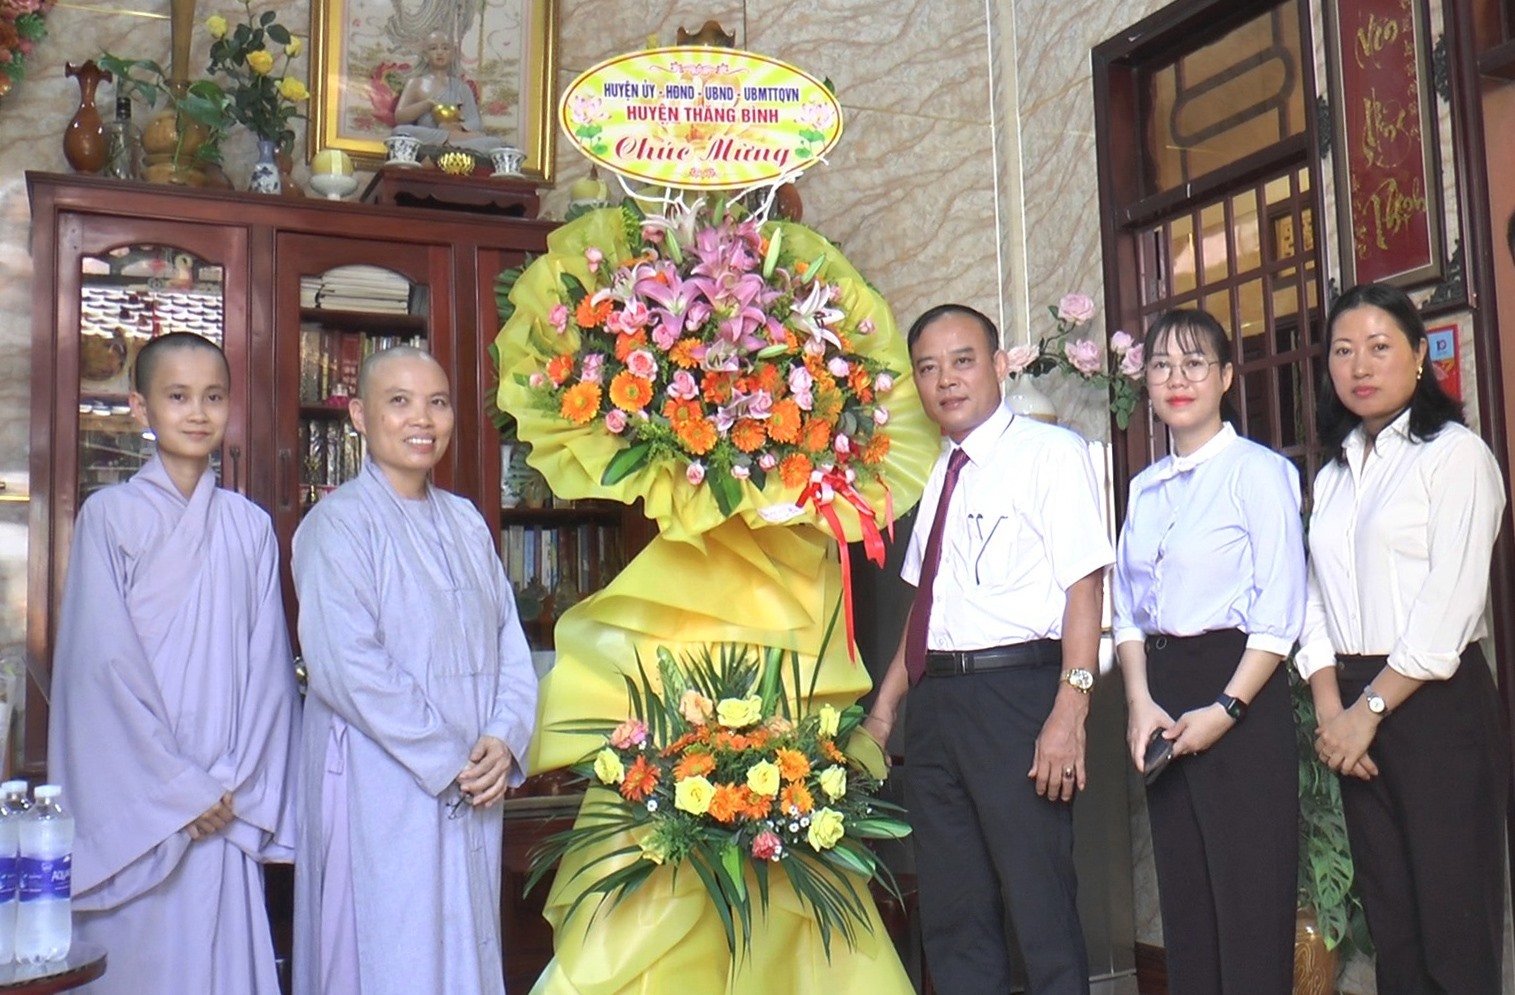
[1008,292,1146,429]
[0,0,52,104]
[515,200,898,519]
[528,643,911,956]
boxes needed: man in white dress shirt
[864,304,1113,995]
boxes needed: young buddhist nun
[291,347,536,995]
[49,332,301,993]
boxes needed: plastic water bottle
[0,781,30,964]
[15,784,72,962]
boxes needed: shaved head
[357,345,445,400]
[133,332,229,394]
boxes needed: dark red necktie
[905,447,970,685]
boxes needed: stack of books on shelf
[299,329,425,406]
[299,265,415,313]
[299,419,366,505]
[501,524,625,606]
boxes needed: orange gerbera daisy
[730,419,766,453]
[768,399,802,443]
[609,371,654,412]
[620,755,660,802]
[860,434,891,465]
[780,782,814,816]
[701,372,733,404]
[708,783,745,824]
[775,748,811,782]
[755,363,784,395]
[669,338,702,368]
[848,366,874,401]
[674,751,717,780]
[576,296,613,329]
[800,417,834,454]
[663,397,702,426]
[675,417,718,455]
[820,739,847,764]
[662,730,706,757]
[560,382,602,425]
[778,453,813,489]
[614,330,648,361]
[741,786,773,820]
[546,354,575,386]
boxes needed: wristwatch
[1362,686,1389,716]
[1061,668,1094,694]
[1215,693,1248,722]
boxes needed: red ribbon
[799,466,888,662]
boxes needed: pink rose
[1064,339,1103,376]
[686,462,706,485]
[619,300,651,331]
[651,322,681,351]
[1003,343,1041,375]
[668,370,699,400]
[873,407,889,426]
[625,349,658,379]
[748,390,774,419]
[609,719,648,749]
[758,453,778,470]
[549,304,569,332]
[604,408,628,433]
[827,356,850,378]
[528,372,546,388]
[1109,330,1134,355]
[873,372,894,393]
[641,225,664,244]
[1057,293,1097,325]
[833,434,851,455]
[751,830,782,861]
[585,247,603,273]
[857,319,876,336]
[679,689,715,725]
[580,353,605,384]
[788,366,813,395]
[1120,342,1145,378]
[731,464,751,480]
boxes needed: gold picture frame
[308,0,557,179]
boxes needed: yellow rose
[746,761,780,798]
[818,765,848,801]
[807,807,846,851]
[593,748,624,785]
[674,775,714,816]
[205,15,228,38]
[278,76,309,102]
[247,49,275,75]
[716,695,762,729]
[816,704,840,738]
[284,36,303,58]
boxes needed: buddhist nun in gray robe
[291,458,537,995]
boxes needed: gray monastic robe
[291,460,536,995]
[49,455,301,994]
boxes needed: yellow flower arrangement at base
[494,198,938,993]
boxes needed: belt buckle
[951,650,973,675]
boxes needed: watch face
[1066,669,1094,692]
[1366,693,1387,714]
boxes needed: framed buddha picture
[309,0,557,179]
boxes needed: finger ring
[1062,767,1075,778]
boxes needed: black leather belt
[924,639,1061,677]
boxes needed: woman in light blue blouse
[1114,309,1305,995]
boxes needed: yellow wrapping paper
[496,206,937,994]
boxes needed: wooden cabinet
[24,171,603,773]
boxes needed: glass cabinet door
[77,245,228,498]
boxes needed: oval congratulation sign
[560,47,844,191]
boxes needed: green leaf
[601,442,652,486]
[720,844,747,904]
[708,470,741,517]
[849,817,912,840]
[559,272,589,307]
[267,23,291,44]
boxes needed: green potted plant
[99,53,229,185]
[1292,667,1372,991]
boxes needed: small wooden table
[0,942,106,993]
[361,167,542,218]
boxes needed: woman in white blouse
[1114,309,1306,995]
[1301,282,1507,993]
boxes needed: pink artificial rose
[604,408,629,433]
[833,434,851,455]
[585,247,603,273]
[731,464,751,480]
[857,319,876,336]
[549,303,569,332]
[748,390,774,419]
[641,225,664,244]
[1120,342,1145,378]
[1003,343,1040,376]
[625,349,658,379]
[873,407,890,426]
[1109,329,1134,355]
[1064,339,1103,376]
[679,689,715,725]
[528,372,547,388]
[609,719,648,749]
[580,353,606,384]
[751,830,782,861]
[873,372,894,393]
[788,366,813,395]
[651,322,681,351]
[686,461,706,485]
[1057,293,1097,325]
[758,452,778,470]
[827,356,850,378]
[668,370,699,401]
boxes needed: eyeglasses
[1144,357,1220,385]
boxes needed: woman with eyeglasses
[1299,283,1507,993]
[1113,308,1305,994]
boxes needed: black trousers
[1144,629,1296,995]
[1336,647,1508,995]
[905,658,1089,995]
